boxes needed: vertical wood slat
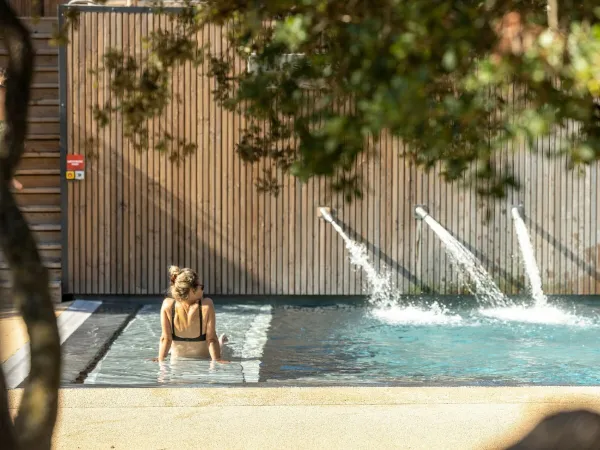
[67,18,77,292]
[105,12,115,294]
[135,13,144,293]
[92,12,102,294]
[9,0,42,16]
[65,9,600,296]
[216,22,225,294]
[84,12,92,293]
[174,14,184,282]
[140,13,150,293]
[185,28,193,274]
[151,13,160,294]
[44,0,68,17]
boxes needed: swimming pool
[84,298,600,386]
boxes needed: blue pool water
[85,298,600,386]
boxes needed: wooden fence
[11,0,65,17]
[62,7,600,296]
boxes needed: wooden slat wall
[10,0,67,16]
[65,9,600,296]
[10,0,42,16]
[43,0,66,17]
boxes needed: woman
[157,266,228,363]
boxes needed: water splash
[511,206,547,307]
[320,208,590,327]
[319,208,394,305]
[415,207,508,308]
[479,304,592,327]
[320,208,460,324]
[370,301,463,326]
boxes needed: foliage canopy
[60,1,600,200]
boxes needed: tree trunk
[0,1,61,449]
[547,0,558,30]
[0,370,17,450]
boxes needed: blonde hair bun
[169,266,199,301]
[168,265,181,285]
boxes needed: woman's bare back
[165,297,209,358]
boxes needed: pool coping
[58,381,600,389]
[9,386,600,408]
[63,294,600,306]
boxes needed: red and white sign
[66,154,85,171]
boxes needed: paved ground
[0,304,67,363]
[8,386,600,450]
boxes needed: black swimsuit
[171,300,206,342]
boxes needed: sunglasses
[197,283,205,290]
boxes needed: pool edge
[8,385,600,408]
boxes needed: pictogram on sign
[66,171,75,180]
[75,171,85,180]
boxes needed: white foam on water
[511,207,548,307]
[479,305,593,327]
[370,302,463,326]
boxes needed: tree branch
[0,1,61,449]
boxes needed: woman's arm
[157,300,173,361]
[204,298,222,361]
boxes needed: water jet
[318,207,334,222]
[511,203,547,306]
[415,207,508,307]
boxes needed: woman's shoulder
[161,297,176,310]
[202,297,214,307]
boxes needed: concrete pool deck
[0,303,68,362]
[8,386,600,449]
